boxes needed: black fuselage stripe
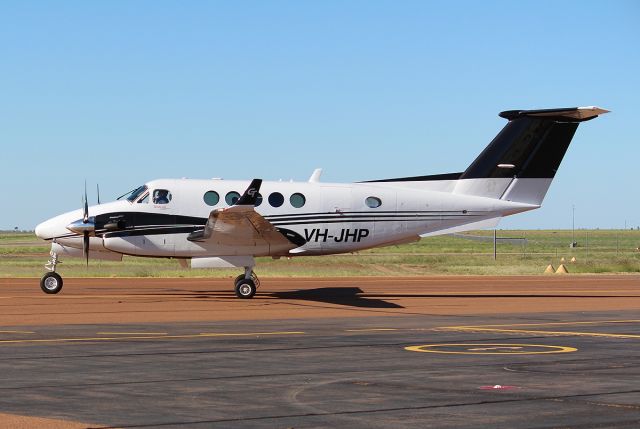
[96,209,484,223]
[100,218,470,237]
[265,215,477,223]
[264,210,484,218]
[103,226,201,238]
[270,218,476,226]
[50,210,485,240]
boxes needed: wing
[187,179,299,253]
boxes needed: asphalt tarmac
[0,276,639,428]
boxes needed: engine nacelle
[52,242,123,261]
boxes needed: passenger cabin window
[365,196,382,208]
[268,192,284,207]
[290,193,306,208]
[153,189,172,204]
[255,193,263,207]
[203,191,220,206]
[225,191,240,206]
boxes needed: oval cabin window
[225,191,240,206]
[290,193,306,208]
[365,196,382,208]
[203,191,220,206]
[268,192,284,207]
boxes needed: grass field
[1,230,639,278]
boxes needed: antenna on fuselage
[97,184,101,205]
[309,168,323,183]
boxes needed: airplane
[34,106,608,298]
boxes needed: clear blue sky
[1,1,638,230]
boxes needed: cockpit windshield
[128,185,148,202]
[117,185,149,203]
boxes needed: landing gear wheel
[234,272,260,288]
[40,272,63,294]
[235,278,256,299]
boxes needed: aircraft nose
[35,218,57,240]
[35,208,86,241]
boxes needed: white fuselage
[35,177,535,260]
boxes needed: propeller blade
[83,232,90,267]
[83,181,89,224]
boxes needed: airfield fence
[362,229,640,275]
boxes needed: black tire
[234,272,260,288]
[235,278,256,299]
[234,274,245,286]
[40,272,63,294]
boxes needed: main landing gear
[233,267,260,299]
[40,250,63,294]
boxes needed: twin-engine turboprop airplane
[35,106,608,298]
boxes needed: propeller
[66,181,95,267]
[82,182,90,266]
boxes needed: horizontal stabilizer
[499,106,609,122]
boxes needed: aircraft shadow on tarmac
[268,287,405,308]
[260,290,638,308]
[166,287,404,308]
[263,288,635,308]
[168,287,636,309]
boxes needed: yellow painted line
[97,332,168,335]
[405,343,577,355]
[345,328,398,332]
[583,400,640,410]
[446,319,640,329]
[198,331,305,337]
[0,331,306,345]
[0,330,35,334]
[443,327,640,339]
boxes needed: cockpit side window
[153,189,172,204]
[138,192,149,204]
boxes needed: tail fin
[453,106,608,205]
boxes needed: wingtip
[577,106,610,116]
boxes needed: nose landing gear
[41,250,63,294]
[41,272,63,294]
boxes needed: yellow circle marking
[405,343,577,355]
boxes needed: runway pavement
[0,276,639,428]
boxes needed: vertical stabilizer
[453,106,608,205]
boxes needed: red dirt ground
[1,276,638,326]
